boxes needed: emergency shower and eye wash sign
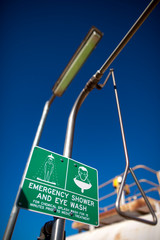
[17,146,99,226]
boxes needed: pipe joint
[84,70,103,92]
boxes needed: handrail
[132,165,158,174]
[129,179,159,188]
[99,164,158,189]
[126,187,160,202]
[100,187,160,212]
[99,190,117,202]
[99,178,160,203]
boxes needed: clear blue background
[1,0,160,239]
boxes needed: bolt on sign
[17,146,99,226]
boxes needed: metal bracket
[96,69,113,90]
[97,69,157,225]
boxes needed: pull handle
[116,167,157,225]
[111,68,158,225]
[97,69,157,225]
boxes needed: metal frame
[3,0,159,239]
[50,1,160,238]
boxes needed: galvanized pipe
[99,0,160,75]
[3,95,56,240]
[50,73,100,240]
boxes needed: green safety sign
[17,146,99,226]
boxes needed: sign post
[3,27,102,240]
[18,146,99,226]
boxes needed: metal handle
[97,69,157,225]
[112,69,157,225]
[116,166,157,225]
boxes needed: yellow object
[113,177,130,195]
[113,178,119,188]
[113,176,122,188]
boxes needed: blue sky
[1,0,160,239]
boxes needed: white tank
[67,211,160,240]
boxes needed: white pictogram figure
[74,166,92,193]
[44,154,54,181]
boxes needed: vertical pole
[50,218,65,240]
[50,75,97,240]
[3,95,55,240]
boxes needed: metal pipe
[50,73,100,240]
[3,95,56,240]
[63,71,103,157]
[50,0,160,233]
[99,0,160,75]
[50,218,65,240]
[63,89,90,157]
